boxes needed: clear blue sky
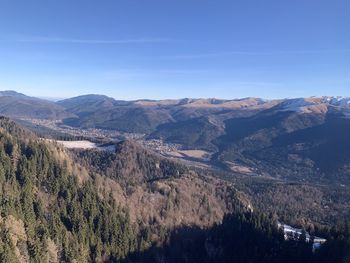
[0,0,349,100]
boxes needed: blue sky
[0,0,349,100]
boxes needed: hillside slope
[216,106,350,184]
[0,91,72,120]
[71,139,249,227]
[0,117,249,261]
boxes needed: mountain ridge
[2,90,350,185]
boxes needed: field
[56,140,98,149]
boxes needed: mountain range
[0,93,349,261]
[1,90,350,185]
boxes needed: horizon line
[1,89,349,102]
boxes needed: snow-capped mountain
[277,97,350,115]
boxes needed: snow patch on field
[47,140,116,151]
[56,140,98,149]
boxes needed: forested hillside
[69,140,248,228]
[0,117,142,261]
[125,211,350,263]
[0,117,246,261]
[0,116,349,262]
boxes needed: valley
[12,92,350,186]
[2,1,350,261]
[7,91,348,228]
[19,117,216,168]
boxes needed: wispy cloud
[6,36,176,44]
[231,81,282,87]
[98,68,211,81]
[157,49,350,59]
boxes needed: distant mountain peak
[59,94,113,101]
[0,90,28,98]
[57,94,121,111]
